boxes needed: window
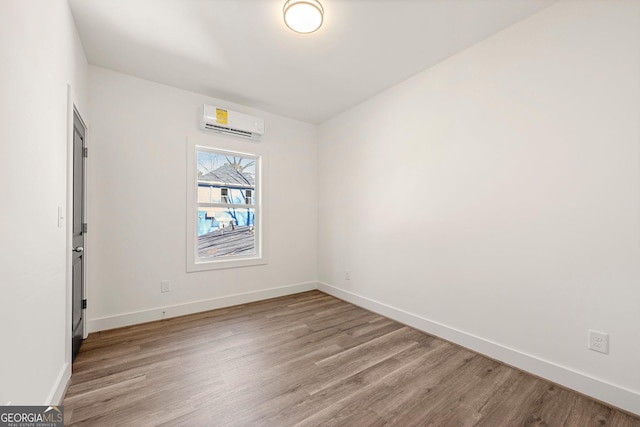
[220,188,229,203]
[187,141,265,271]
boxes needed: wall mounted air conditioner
[201,104,265,141]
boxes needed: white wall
[0,0,88,405]
[318,0,640,415]
[86,67,317,331]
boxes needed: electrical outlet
[588,329,609,354]
[345,269,351,280]
[161,280,171,293]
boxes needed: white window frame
[186,136,267,272]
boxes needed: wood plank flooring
[63,291,640,426]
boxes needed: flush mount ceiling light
[283,0,324,34]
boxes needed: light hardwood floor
[63,291,640,426]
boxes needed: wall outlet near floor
[588,329,609,354]
[345,269,351,280]
[161,280,171,293]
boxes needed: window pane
[198,151,255,205]
[198,208,256,259]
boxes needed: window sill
[187,256,267,272]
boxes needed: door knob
[73,246,84,253]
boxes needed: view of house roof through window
[195,149,259,260]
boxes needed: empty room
[1,0,639,425]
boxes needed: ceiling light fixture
[283,0,324,34]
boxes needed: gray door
[72,110,86,361]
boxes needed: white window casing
[186,135,268,272]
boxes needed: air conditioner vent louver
[204,124,253,137]
[201,105,264,142]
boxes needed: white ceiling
[69,0,556,124]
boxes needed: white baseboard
[318,282,640,417]
[47,362,70,405]
[87,281,318,333]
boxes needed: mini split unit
[201,104,265,141]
